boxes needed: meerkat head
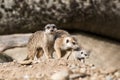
[78,50,90,59]
[45,24,57,34]
[63,36,79,50]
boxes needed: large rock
[0,34,31,52]
[0,34,31,62]
[0,0,120,40]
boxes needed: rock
[51,70,70,80]
[0,34,31,63]
[0,53,13,63]
[69,73,81,79]
[23,74,30,80]
[0,0,120,40]
[106,75,114,80]
[0,34,31,53]
[80,67,87,74]
[3,47,27,61]
[114,71,120,78]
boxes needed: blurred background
[0,0,120,69]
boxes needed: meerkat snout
[45,24,57,34]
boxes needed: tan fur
[27,24,57,60]
[39,29,70,59]
[56,29,70,38]
[54,36,79,59]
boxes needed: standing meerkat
[54,36,79,59]
[27,24,57,60]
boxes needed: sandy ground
[0,59,119,80]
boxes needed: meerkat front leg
[43,47,51,59]
[34,49,44,63]
[63,51,72,59]
[37,49,44,59]
[49,48,54,59]
[28,49,37,60]
[55,48,61,59]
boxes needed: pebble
[114,71,120,78]
[69,73,81,79]
[106,75,113,80]
[23,74,30,80]
[51,70,69,80]
[29,65,33,68]
[80,67,86,73]
[69,64,77,69]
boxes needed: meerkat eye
[81,52,83,54]
[72,42,76,45]
[85,54,87,56]
[46,26,50,29]
[66,39,69,43]
[52,26,56,29]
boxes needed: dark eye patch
[46,26,50,29]
[81,52,83,54]
[52,26,56,29]
[66,39,69,43]
[85,54,87,56]
[72,42,76,45]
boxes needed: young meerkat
[54,35,79,59]
[73,48,91,63]
[27,24,57,60]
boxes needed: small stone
[114,71,120,78]
[106,75,113,80]
[51,70,70,80]
[13,60,17,63]
[23,74,30,80]
[69,73,81,79]
[29,65,33,68]
[71,68,79,73]
[80,67,86,73]
[70,64,77,69]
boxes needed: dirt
[0,59,119,80]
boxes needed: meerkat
[73,48,91,63]
[38,29,70,59]
[54,35,79,59]
[27,24,57,60]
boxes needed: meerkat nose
[51,30,54,32]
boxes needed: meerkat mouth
[78,57,85,60]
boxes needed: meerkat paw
[32,59,41,64]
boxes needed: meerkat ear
[72,36,78,41]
